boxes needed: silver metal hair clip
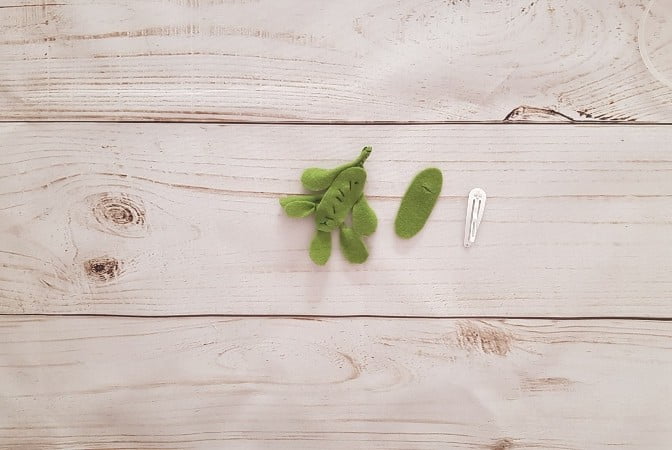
[464,188,486,248]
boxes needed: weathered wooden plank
[0,0,671,122]
[1,316,671,449]
[1,123,671,317]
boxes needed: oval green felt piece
[315,167,366,232]
[279,194,322,208]
[283,200,316,218]
[309,230,332,265]
[339,226,369,264]
[352,195,377,236]
[394,168,443,239]
[301,147,372,192]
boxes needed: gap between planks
[2,120,672,125]
[2,313,672,321]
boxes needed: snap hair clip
[464,188,486,248]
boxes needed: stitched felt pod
[314,167,366,232]
[352,195,377,236]
[309,230,332,265]
[339,226,369,264]
[395,168,443,239]
[301,147,372,191]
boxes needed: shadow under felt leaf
[276,207,315,241]
[303,260,333,304]
[392,228,424,255]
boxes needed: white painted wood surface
[2,316,671,449]
[1,123,670,316]
[1,0,671,122]
[2,1,672,446]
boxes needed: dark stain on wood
[577,109,636,122]
[489,438,515,450]
[457,321,513,356]
[519,1,538,15]
[3,24,315,47]
[504,105,574,122]
[91,192,148,238]
[84,257,121,282]
[0,3,65,9]
[336,351,362,382]
[39,278,54,288]
[521,377,574,392]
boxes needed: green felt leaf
[314,167,366,232]
[283,200,316,218]
[352,195,377,236]
[301,147,372,191]
[339,226,369,264]
[309,230,332,265]
[279,194,322,208]
[395,168,443,239]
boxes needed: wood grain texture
[1,123,671,317]
[2,316,671,449]
[1,0,671,122]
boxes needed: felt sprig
[280,147,377,265]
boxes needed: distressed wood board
[1,123,671,316]
[0,0,671,122]
[2,316,671,449]
[2,1,672,447]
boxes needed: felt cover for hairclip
[395,168,443,239]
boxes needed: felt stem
[353,146,372,167]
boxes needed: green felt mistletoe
[280,147,377,265]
